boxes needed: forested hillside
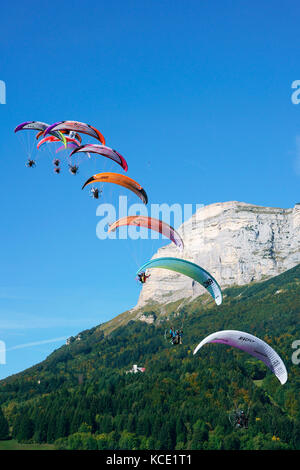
[0,265,299,450]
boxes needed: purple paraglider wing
[70,144,128,171]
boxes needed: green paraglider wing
[136,257,222,305]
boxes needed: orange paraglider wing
[108,216,183,249]
[82,172,148,204]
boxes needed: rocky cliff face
[135,201,300,308]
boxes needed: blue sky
[0,0,299,378]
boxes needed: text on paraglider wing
[238,336,255,343]
[0,80,6,104]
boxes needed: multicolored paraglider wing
[37,135,80,152]
[35,129,82,144]
[193,330,288,385]
[56,142,81,153]
[109,216,184,250]
[136,257,222,305]
[70,144,128,171]
[82,172,148,204]
[44,121,105,145]
[15,121,49,133]
[37,135,56,149]
[15,121,66,145]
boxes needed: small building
[126,364,146,374]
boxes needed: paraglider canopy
[108,216,184,250]
[15,121,66,145]
[37,135,80,150]
[82,172,148,205]
[44,121,105,145]
[136,257,222,305]
[193,330,288,385]
[70,144,128,172]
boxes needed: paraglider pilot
[90,187,102,200]
[137,272,151,284]
[26,159,36,168]
[168,327,183,345]
[173,329,183,345]
[69,164,79,175]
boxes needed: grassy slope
[0,439,54,450]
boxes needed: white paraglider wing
[193,330,288,385]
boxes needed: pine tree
[14,414,34,442]
[0,407,9,440]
